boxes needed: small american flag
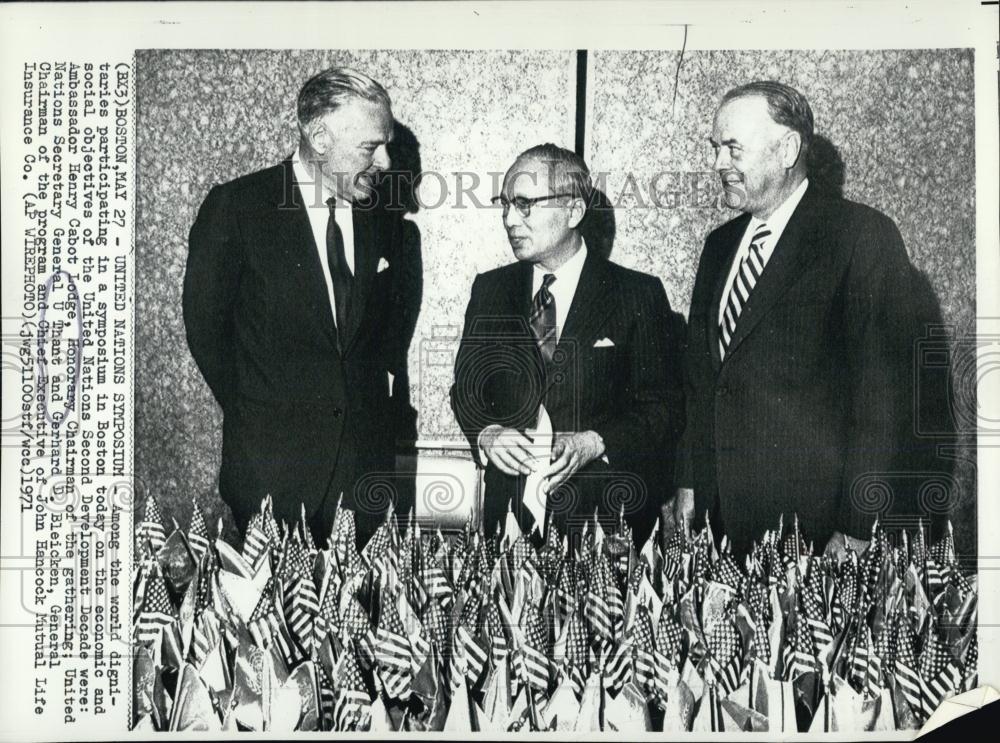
[279,536,320,647]
[586,556,622,641]
[485,597,509,666]
[711,550,743,590]
[421,597,450,653]
[561,607,589,697]
[781,515,808,562]
[924,554,946,605]
[706,615,742,695]
[314,573,342,648]
[518,601,551,691]
[242,512,270,568]
[555,561,577,620]
[630,605,657,694]
[602,638,634,696]
[962,632,978,690]
[745,582,771,666]
[510,536,535,576]
[187,498,211,559]
[801,583,833,656]
[248,577,300,668]
[873,619,896,678]
[930,521,957,571]
[318,664,336,730]
[373,595,413,699]
[833,552,859,628]
[783,607,818,680]
[655,606,684,664]
[188,549,221,666]
[848,624,872,689]
[861,627,884,697]
[421,553,454,612]
[333,509,363,574]
[135,563,175,645]
[334,642,371,731]
[918,627,962,719]
[456,623,488,686]
[362,516,398,575]
[894,612,923,715]
[137,495,167,555]
[342,592,372,643]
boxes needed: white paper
[522,404,554,532]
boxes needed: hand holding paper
[480,424,541,476]
[544,429,606,493]
[522,405,554,529]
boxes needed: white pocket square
[377,257,390,273]
[593,337,615,348]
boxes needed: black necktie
[325,197,353,339]
[529,273,557,364]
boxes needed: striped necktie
[529,273,557,363]
[719,223,771,358]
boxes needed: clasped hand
[480,425,605,492]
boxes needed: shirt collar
[534,241,588,287]
[292,146,350,209]
[750,177,809,239]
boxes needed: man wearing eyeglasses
[451,143,683,547]
[183,67,410,549]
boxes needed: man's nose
[713,148,730,171]
[373,144,391,170]
[502,204,522,228]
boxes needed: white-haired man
[184,67,408,547]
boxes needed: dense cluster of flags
[132,494,977,732]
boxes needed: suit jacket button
[332,407,343,418]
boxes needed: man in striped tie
[451,144,683,548]
[674,81,924,557]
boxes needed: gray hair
[721,80,814,152]
[515,143,593,204]
[296,66,392,131]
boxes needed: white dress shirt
[532,242,588,342]
[717,177,809,324]
[292,148,356,328]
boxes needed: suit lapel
[515,258,534,319]
[559,250,617,348]
[276,159,340,348]
[723,189,824,359]
[341,204,380,354]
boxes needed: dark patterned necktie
[529,273,557,363]
[719,223,771,358]
[325,197,353,338]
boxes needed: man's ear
[566,198,586,230]
[306,120,330,155]
[781,130,803,170]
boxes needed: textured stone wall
[586,49,976,553]
[135,48,976,553]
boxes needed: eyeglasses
[490,192,577,218]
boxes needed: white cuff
[475,428,492,468]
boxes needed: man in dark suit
[183,67,407,547]
[451,144,683,548]
[675,81,922,556]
